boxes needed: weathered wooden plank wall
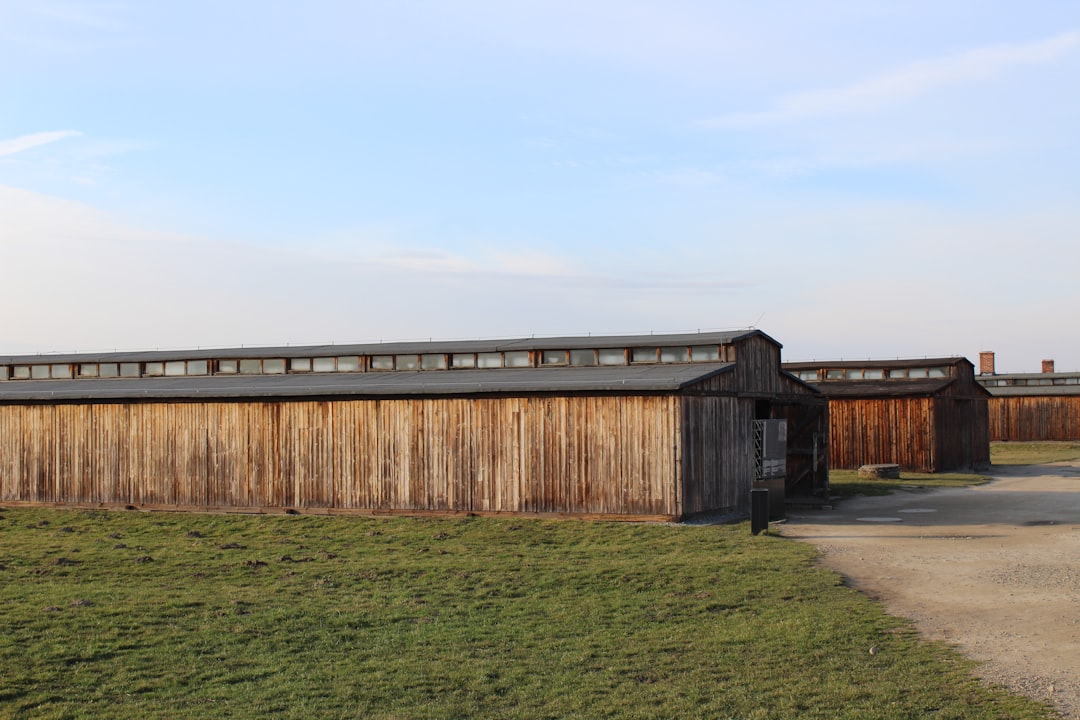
[987,396,1080,441]
[0,395,683,518]
[734,336,782,395]
[970,396,991,469]
[933,398,990,472]
[827,398,937,472]
[679,396,754,516]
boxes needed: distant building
[783,357,990,473]
[976,352,1080,441]
[0,330,827,521]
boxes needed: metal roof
[979,384,1080,398]
[976,372,1080,397]
[0,330,770,365]
[977,371,1080,381]
[783,357,970,370]
[803,378,957,399]
[0,362,736,402]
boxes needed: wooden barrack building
[976,354,1080,441]
[0,330,827,521]
[783,357,990,473]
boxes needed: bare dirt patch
[781,462,1080,718]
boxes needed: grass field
[828,441,1080,499]
[0,506,1056,719]
[825,469,989,499]
[990,440,1080,466]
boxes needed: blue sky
[2,1,1079,372]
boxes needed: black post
[751,488,769,535]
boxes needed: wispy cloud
[707,30,1080,127]
[0,130,81,157]
[0,185,762,351]
[647,167,727,187]
[28,1,134,32]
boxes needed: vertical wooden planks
[679,396,754,516]
[1,392,689,518]
[827,398,937,472]
[988,396,1080,442]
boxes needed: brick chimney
[1042,359,1055,374]
[979,351,995,376]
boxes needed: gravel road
[781,462,1080,718]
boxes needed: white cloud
[29,2,133,32]
[0,130,81,157]
[0,186,752,352]
[708,30,1080,127]
[5,184,1079,371]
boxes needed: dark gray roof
[804,378,956,398]
[976,372,1080,397]
[0,363,735,402]
[0,330,770,365]
[783,357,969,370]
[979,384,1080,397]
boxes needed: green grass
[990,440,1080,466]
[829,441,1080,499]
[0,508,1055,719]
[827,470,990,499]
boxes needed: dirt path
[780,462,1080,718]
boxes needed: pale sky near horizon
[2,1,1078,373]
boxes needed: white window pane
[864,369,884,380]
[144,362,164,377]
[570,349,596,366]
[452,353,476,369]
[371,355,393,370]
[336,356,360,372]
[826,369,843,379]
[239,359,261,374]
[165,361,187,376]
[541,350,567,366]
[845,369,861,379]
[290,358,312,372]
[421,354,447,370]
[50,364,72,379]
[31,365,50,379]
[396,355,418,370]
[504,351,531,368]
[598,349,625,366]
[313,357,336,372]
[477,353,502,369]
[187,360,209,376]
[691,345,719,362]
[909,368,928,378]
[13,366,31,380]
[888,369,907,379]
[928,367,947,378]
[631,347,658,364]
[120,363,141,377]
[216,360,238,375]
[660,347,688,363]
[79,364,99,378]
[263,358,286,374]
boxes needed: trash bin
[751,488,769,535]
